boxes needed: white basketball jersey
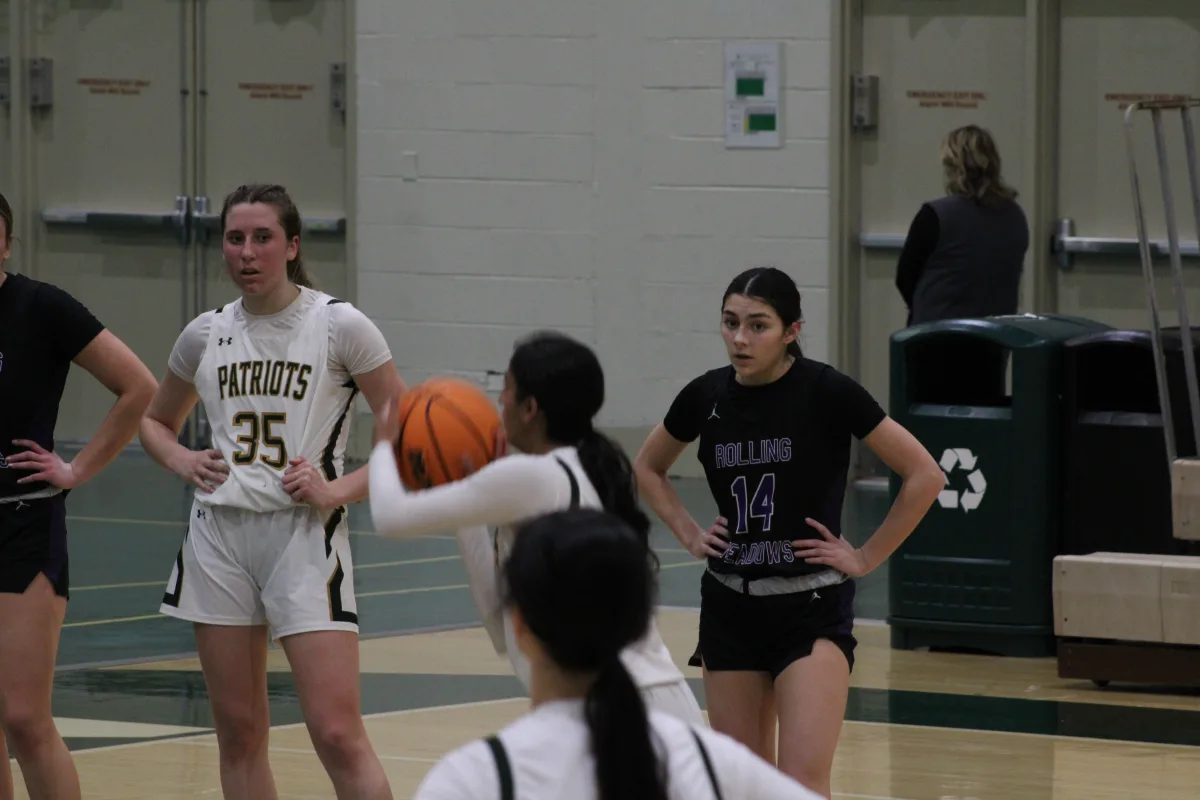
[193,289,358,513]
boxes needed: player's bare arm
[283,359,406,510]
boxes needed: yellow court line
[182,739,441,764]
[73,689,1200,777]
[66,514,455,541]
[71,554,462,593]
[66,514,693,555]
[64,613,162,629]
[66,515,185,527]
[71,697,528,758]
[360,554,460,570]
[69,528,692,595]
[63,558,703,628]
[62,584,474,628]
[73,580,166,592]
[659,559,704,571]
[357,583,470,599]
[178,739,912,798]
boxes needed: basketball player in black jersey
[634,267,944,798]
[0,191,158,800]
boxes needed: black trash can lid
[1064,326,1200,351]
[891,313,1113,349]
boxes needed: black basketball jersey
[663,358,886,580]
[0,272,105,499]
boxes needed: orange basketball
[394,377,503,490]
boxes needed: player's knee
[211,708,269,762]
[0,699,56,757]
[778,752,832,798]
[308,714,367,765]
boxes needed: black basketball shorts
[690,569,857,679]
[0,493,70,599]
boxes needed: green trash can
[887,313,1112,657]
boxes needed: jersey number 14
[731,473,775,534]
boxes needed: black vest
[910,194,1028,324]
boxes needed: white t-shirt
[413,699,823,800]
[168,290,391,386]
[367,441,687,689]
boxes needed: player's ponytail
[576,426,654,559]
[220,182,318,290]
[502,509,668,800]
[586,655,663,800]
[508,332,655,560]
[287,253,314,289]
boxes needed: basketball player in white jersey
[139,184,403,800]
[414,509,821,800]
[367,331,703,725]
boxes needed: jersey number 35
[232,411,289,469]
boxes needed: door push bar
[1051,217,1199,270]
[857,218,1199,271]
[41,196,346,241]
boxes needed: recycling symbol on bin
[937,448,986,512]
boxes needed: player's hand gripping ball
[392,377,503,489]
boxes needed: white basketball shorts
[159,498,358,640]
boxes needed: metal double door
[6,1,350,443]
[849,0,1200,412]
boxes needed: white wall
[355,0,834,435]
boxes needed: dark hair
[508,331,654,559]
[220,183,314,289]
[0,192,12,246]
[503,509,667,800]
[722,266,803,358]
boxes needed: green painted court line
[842,685,1200,750]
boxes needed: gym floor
[11,451,1200,798]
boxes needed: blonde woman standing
[894,124,1028,327]
[893,124,1028,402]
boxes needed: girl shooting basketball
[139,184,403,800]
[633,267,944,798]
[367,331,703,725]
[0,191,158,800]
[414,508,822,800]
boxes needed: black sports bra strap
[554,456,580,509]
[691,728,724,800]
[485,735,515,800]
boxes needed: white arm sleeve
[412,741,499,800]
[367,440,568,539]
[329,303,393,376]
[455,524,507,653]
[166,312,214,383]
